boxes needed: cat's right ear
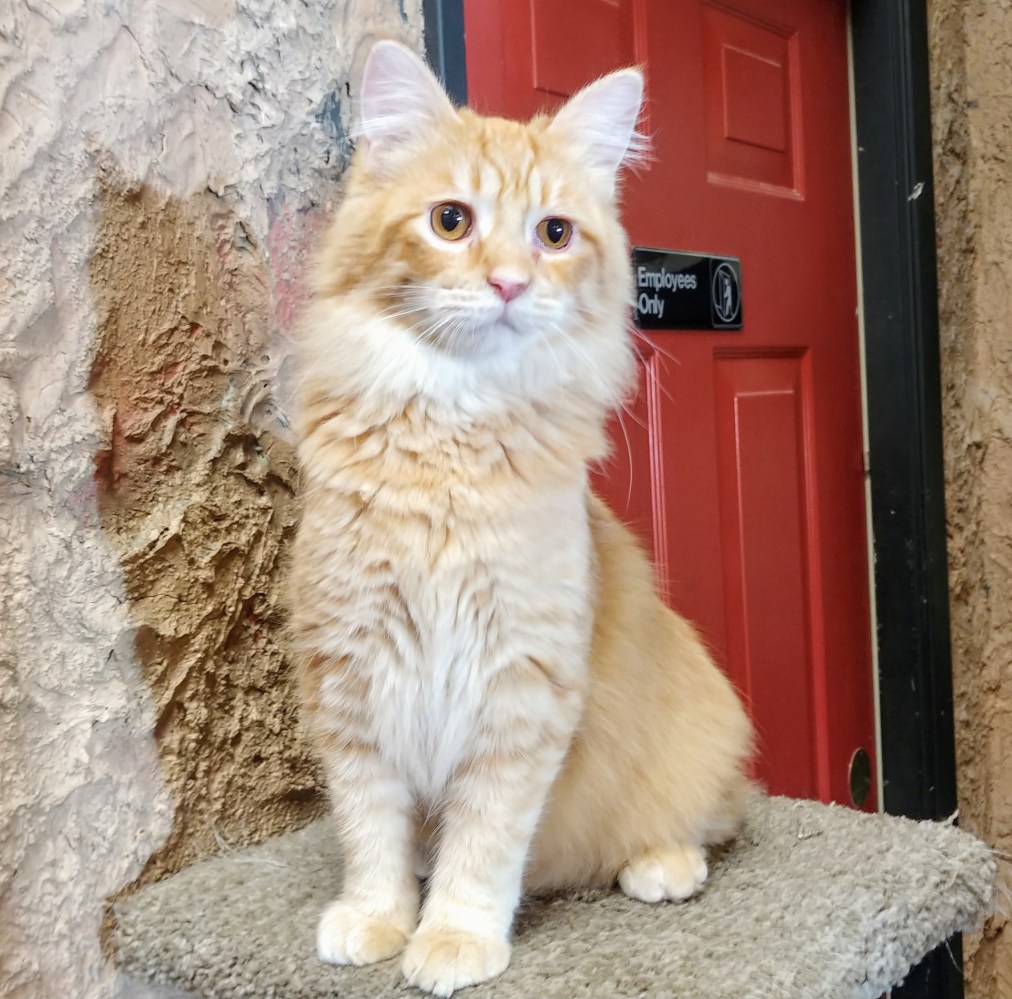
[357,41,455,172]
[549,68,648,188]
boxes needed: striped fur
[288,41,752,997]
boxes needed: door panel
[464,0,875,808]
[714,351,819,797]
[532,1,637,99]
[701,4,801,194]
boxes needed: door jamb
[422,0,468,105]
[851,1,960,995]
[425,2,961,995]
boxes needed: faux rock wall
[0,2,421,997]
[928,2,1012,996]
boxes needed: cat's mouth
[495,304,521,333]
[414,302,526,358]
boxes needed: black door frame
[424,1,960,995]
[852,2,960,996]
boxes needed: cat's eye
[430,202,473,241]
[535,217,574,251]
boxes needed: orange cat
[287,40,753,997]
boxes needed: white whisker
[545,321,639,500]
[562,328,645,430]
[626,322,683,369]
[606,401,636,512]
[624,326,680,410]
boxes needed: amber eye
[430,202,473,241]
[535,217,574,250]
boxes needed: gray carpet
[112,795,995,999]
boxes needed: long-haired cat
[287,40,753,997]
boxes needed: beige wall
[0,2,420,996]
[929,2,1012,996]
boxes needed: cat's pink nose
[488,274,530,303]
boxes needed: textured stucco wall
[0,2,421,997]
[928,2,1012,996]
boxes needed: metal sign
[632,247,743,331]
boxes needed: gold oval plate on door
[849,748,872,807]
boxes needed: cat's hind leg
[617,843,708,903]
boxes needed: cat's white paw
[401,928,511,997]
[317,899,410,965]
[618,843,708,903]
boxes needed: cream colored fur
[287,40,753,997]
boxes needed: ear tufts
[356,40,455,169]
[550,68,649,181]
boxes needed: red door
[464,0,876,808]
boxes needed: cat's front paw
[317,899,410,966]
[618,843,708,903]
[401,928,511,996]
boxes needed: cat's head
[308,40,645,415]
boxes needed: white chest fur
[308,481,594,802]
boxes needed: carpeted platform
[112,795,995,999]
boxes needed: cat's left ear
[357,40,456,172]
[549,68,647,185]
